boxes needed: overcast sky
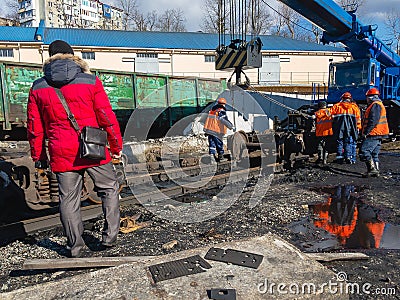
[131,0,398,39]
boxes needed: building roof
[0,26,345,53]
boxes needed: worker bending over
[203,97,235,163]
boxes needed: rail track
[0,155,266,242]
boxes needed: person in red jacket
[27,40,123,258]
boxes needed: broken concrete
[2,234,348,300]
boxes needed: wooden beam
[22,256,155,270]
[305,252,369,262]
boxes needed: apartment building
[17,0,123,30]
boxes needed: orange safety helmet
[341,92,352,100]
[366,88,380,96]
[217,97,227,105]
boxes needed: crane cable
[248,85,314,119]
[260,0,315,35]
[226,70,313,119]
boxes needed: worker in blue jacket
[203,97,235,163]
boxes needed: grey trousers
[56,162,120,256]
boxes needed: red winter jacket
[27,54,123,173]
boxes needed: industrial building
[0,25,350,85]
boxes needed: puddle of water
[289,185,400,251]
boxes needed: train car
[0,62,226,221]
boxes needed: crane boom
[279,0,400,68]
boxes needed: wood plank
[305,252,369,262]
[22,256,156,270]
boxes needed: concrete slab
[2,234,348,300]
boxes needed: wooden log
[305,252,369,262]
[22,256,155,270]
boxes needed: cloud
[136,0,203,31]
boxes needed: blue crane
[279,0,400,135]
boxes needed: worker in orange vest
[349,99,362,163]
[359,88,389,177]
[331,92,360,164]
[203,97,235,163]
[314,101,333,164]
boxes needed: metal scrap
[204,247,263,269]
[148,255,212,283]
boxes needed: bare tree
[2,0,19,23]
[335,0,364,12]
[200,0,271,35]
[246,1,271,35]
[115,0,138,30]
[132,10,159,31]
[384,10,400,54]
[270,3,300,39]
[200,0,225,33]
[156,8,187,32]
[145,11,158,31]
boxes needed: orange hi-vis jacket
[204,107,227,136]
[351,102,362,130]
[362,101,389,136]
[364,222,385,249]
[313,197,358,245]
[315,108,333,137]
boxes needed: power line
[260,0,315,34]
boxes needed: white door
[259,55,280,85]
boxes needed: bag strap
[53,88,81,133]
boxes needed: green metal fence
[0,62,226,133]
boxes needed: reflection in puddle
[290,185,400,251]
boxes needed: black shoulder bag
[54,88,107,160]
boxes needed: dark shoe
[102,241,116,248]
[333,158,344,164]
[345,158,352,164]
[362,160,379,178]
[67,247,92,258]
[315,158,322,164]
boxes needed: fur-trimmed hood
[43,53,91,87]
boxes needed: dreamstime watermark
[122,86,275,223]
[257,271,397,296]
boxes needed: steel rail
[0,165,262,242]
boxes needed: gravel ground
[0,144,399,299]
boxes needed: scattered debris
[200,228,223,240]
[207,288,236,300]
[305,252,369,262]
[22,256,155,270]
[119,214,151,234]
[162,240,179,250]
